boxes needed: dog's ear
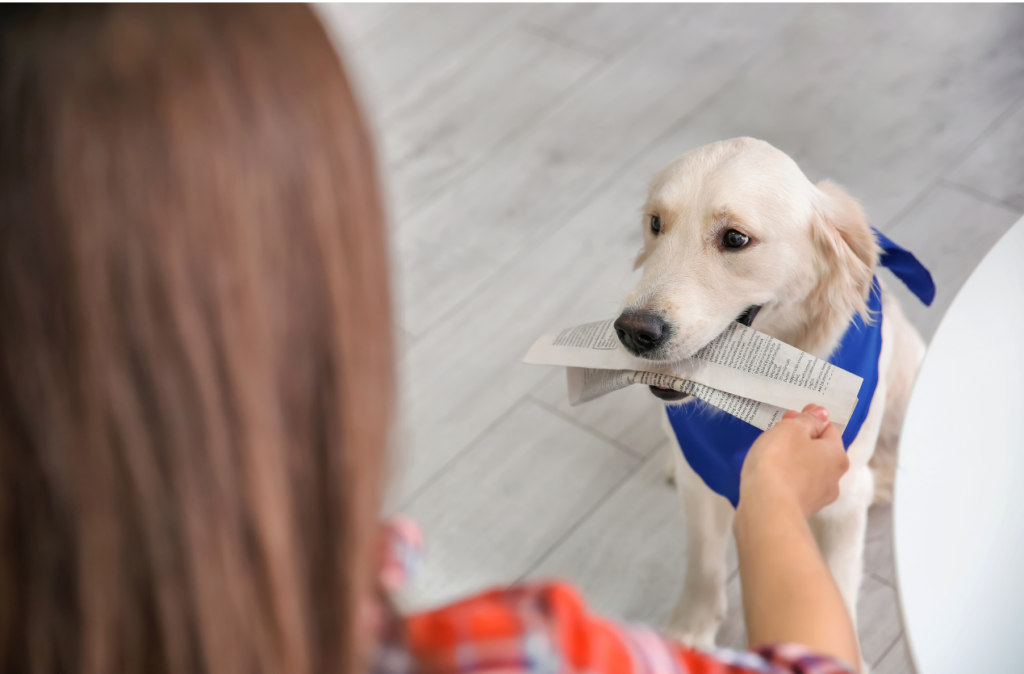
[815,181,878,271]
[810,180,880,323]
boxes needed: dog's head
[617,138,879,400]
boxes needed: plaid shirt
[377,518,855,674]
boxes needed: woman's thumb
[800,404,830,438]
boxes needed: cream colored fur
[621,138,925,659]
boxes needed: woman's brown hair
[0,5,393,674]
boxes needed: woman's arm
[733,406,861,671]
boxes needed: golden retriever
[615,137,924,652]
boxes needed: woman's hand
[734,404,861,671]
[739,404,849,517]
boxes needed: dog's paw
[664,601,725,650]
[665,583,728,650]
[663,621,719,650]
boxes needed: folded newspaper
[523,319,863,433]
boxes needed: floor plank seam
[518,3,696,79]
[525,394,647,460]
[511,449,663,585]
[939,179,1024,215]
[517,20,614,61]
[377,13,528,126]
[881,90,1024,233]
[396,395,532,512]
[410,50,764,344]
[342,5,403,50]
[866,570,895,590]
[871,629,905,668]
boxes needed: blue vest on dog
[667,229,935,507]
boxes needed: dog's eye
[722,229,750,249]
[650,214,661,235]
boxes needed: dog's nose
[613,312,667,356]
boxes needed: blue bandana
[667,228,935,507]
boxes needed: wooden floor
[319,5,1024,672]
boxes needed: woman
[0,6,857,674]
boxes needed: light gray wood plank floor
[321,5,1024,672]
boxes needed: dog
[614,137,927,653]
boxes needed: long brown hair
[0,5,393,674]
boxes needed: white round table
[895,215,1024,673]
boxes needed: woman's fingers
[802,403,829,424]
[782,404,831,439]
[817,419,843,443]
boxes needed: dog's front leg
[664,415,734,648]
[808,463,874,628]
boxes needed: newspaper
[524,319,863,432]
[566,367,790,431]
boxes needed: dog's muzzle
[647,304,762,402]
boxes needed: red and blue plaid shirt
[376,518,855,674]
